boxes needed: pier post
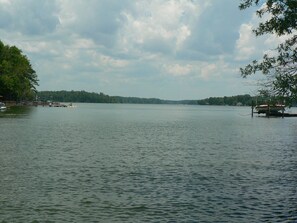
[282,106,284,118]
[282,99,285,118]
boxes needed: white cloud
[0,0,10,4]
[235,4,295,62]
[164,63,192,77]
[198,58,231,80]
[0,0,60,35]
[118,0,201,55]
[235,23,257,60]
[98,55,129,68]
[0,0,266,99]
[200,63,218,80]
[56,0,132,48]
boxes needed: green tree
[239,0,297,105]
[0,40,38,101]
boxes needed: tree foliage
[37,90,259,106]
[37,90,166,104]
[196,94,254,106]
[239,0,297,105]
[0,40,38,101]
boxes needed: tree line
[38,90,278,106]
[0,40,38,101]
[37,90,170,104]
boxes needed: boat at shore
[49,102,68,107]
[67,103,77,108]
[255,104,285,114]
[0,102,7,111]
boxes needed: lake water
[1,104,297,222]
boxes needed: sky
[0,0,281,100]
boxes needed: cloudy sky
[0,0,279,100]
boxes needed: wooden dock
[265,112,297,117]
[251,102,297,118]
[251,105,297,117]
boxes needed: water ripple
[0,105,297,222]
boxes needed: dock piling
[251,101,254,118]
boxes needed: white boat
[255,104,285,114]
[49,102,67,107]
[0,102,7,111]
[67,103,76,108]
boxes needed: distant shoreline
[2,90,295,107]
[36,90,256,106]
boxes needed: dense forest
[0,41,38,101]
[197,95,254,106]
[38,90,172,104]
[37,90,267,106]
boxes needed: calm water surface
[1,104,297,222]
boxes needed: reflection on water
[0,106,34,118]
[0,104,297,222]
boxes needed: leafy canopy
[239,0,297,105]
[0,40,38,101]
